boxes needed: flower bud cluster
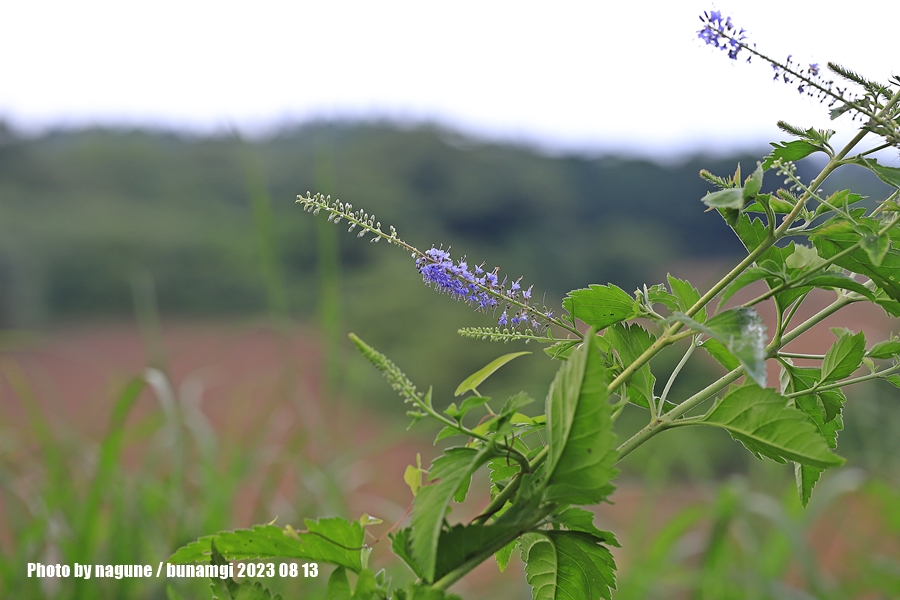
[415,246,547,330]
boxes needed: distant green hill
[0,122,892,412]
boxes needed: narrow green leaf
[169,519,365,572]
[520,531,617,600]
[702,187,745,210]
[821,330,866,382]
[605,323,656,409]
[702,384,844,469]
[671,308,767,387]
[762,140,822,170]
[454,352,530,396]
[885,374,900,388]
[563,284,637,330]
[543,333,618,505]
[411,446,496,582]
[867,338,900,359]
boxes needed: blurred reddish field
[1,320,897,598]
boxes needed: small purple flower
[415,245,550,329]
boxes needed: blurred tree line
[1,121,895,474]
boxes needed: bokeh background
[2,1,900,598]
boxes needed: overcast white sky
[1,0,897,158]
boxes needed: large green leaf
[410,446,496,582]
[543,333,618,505]
[762,140,823,170]
[431,524,525,583]
[781,366,845,506]
[671,308,767,387]
[604,323,656,409]
[169,518,365,572]
[702,384,844,469]
[812,219,900,302]
[454,352,530,397]
[563,285,637,330]
[520,531,617,600]
[851,157,900,189]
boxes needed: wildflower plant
[172,10,900,600]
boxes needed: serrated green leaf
[543,340,578,361]
[550,507,620,547]
[814,189,864,217]
[495,539,518,573]
[209,542,240,600]
[398,583,462,600]
[326,567,353,600]
[782,366,845,506]
[885,374,900,388]
[411,446,496,582]
[671,308,767,387]
[702,384,844,468]
[605,322,656,409]
[667,274,706,322]
[390,529,426,581]
[170,519,365,572]
[563,284,637,330]
[455,352,530,396]
[868,338,900,359]
[860,233,891,267]
[851,157,900,189]
[800,273,875,300]
[812,220,900,302]
[520,531,617,600]
[718,267,772,307]
[433,426,460,443]
[432,524,524,583]
[762,140,822,170]
[500,391,534,417]
[785,244,825,269]
[702,187,745,209]
[821,330,866,382]
[700,338,741,371]
[647,283,679,312]
[743,163,764,199]
[544,332,618,505]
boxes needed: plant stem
[657,336,698,414]
[784,364,900,398]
